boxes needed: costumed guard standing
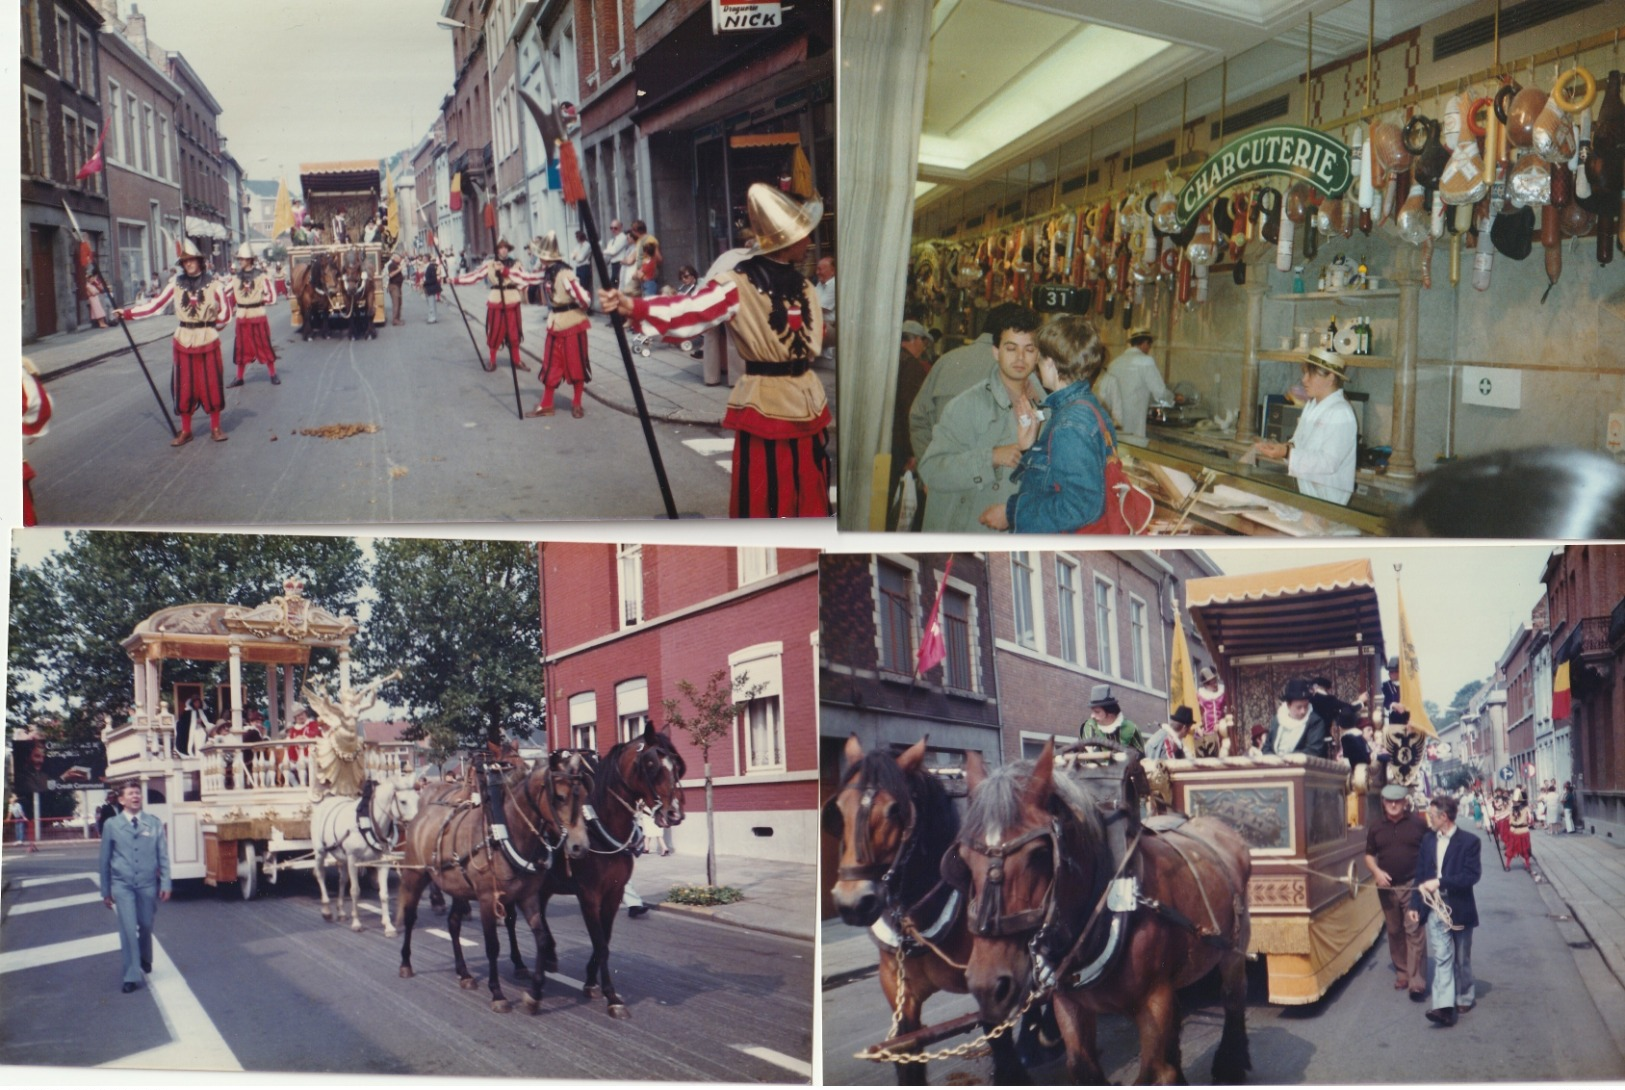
[452,239,541,372]
[525,231,593,419]
[226,244,279,387]
[120,238,232,447]
[600,184,830,517]
[22,357,52,526]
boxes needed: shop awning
[183,216,230,241]
[1186,559,1383,662]
[729,133,801,148]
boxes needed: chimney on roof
[125,3,147,53]
[91,0,119,23]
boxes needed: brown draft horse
[824,735,1027,1085]
[395,751,591,1013]
[506,725,687,1019]
[948,741,1253,1085]
[291,252,339,341]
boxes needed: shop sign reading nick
[713,0,782,31]
[1174,125,1352,229]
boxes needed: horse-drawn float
[286,161,390,338]
[1175,557,1387,1005]
[103,578,417,899]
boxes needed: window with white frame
[22,0,40,61]
[80,120,98,194]
[140,103,153,174]
[124,93,137,170]
[23,91,49,177]
[1128,596,1149,686]
[942,586,973,690]
[1056,558,1080,664]
[62,107,80,186]
[107,81,123,165]
[615,678,649,744]
[731,643,785,773]
[617,544,643,628]
[1011,552,1038,649]
[738,547,777,586]
[54,10,70,76]
[876,560,914,673]
[1093,576,1118,676]
[568,691,597,752]
[155,116,169,182]
[76,27,91,91]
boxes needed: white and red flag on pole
[75,124,106,181]
[915,557,954,678]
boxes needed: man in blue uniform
[99,781,171,992]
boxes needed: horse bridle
[949,820,1064,940]
[587,742,680,854]
[827,781,918,887]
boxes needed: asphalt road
[27,307,735,524]
[822,826,1625,1084]
[1,845,812,1082]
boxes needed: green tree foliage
[362,539,542,756]
[7,533,365,744]
[663,669,762,887]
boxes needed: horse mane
[841,750,959,896]
[962,757,1104,848]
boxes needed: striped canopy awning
[1186,559,1384,663]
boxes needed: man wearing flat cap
[1097,327,1172,440]
[1251,347,1359,505]
[1262,678,1331,759]
[1365,782,1429,1000]
[1078,684,1145,753]
[887,320,934,529]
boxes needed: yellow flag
[790,145,814,199]
[1168,608,1198,718]
[271,177,294,238]
[1396,586,1437,737]
[385,172,401,242]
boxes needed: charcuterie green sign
[1174,125,1352,229]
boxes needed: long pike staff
[416,200,488,373]
[64,200,177,439]
[520,85,678,519]
[484,200,525,420]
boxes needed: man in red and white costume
[226,243,279,388]
[22,357,52,526]
[600,183,830,518]
[451,239,542,373]
[120,238,232,446]
[524,231,594,419]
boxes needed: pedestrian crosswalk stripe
[0,932,119,973]
[731,1044,812,1078]
[420,922,586,991]
[18,871,100,888]
[681,437,733,473]
[9,891,104,914]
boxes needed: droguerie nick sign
[712,0,783,32]
[1174,125,1353,229]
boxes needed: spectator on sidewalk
[1562,781,1576,834]
[571,230,594,302]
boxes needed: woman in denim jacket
[980,315,1112,533]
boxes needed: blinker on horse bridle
[832,783,918,886]
[952,821,1062,940]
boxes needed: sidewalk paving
[630,848,815,943]
[1525,826,1625,983]
[23,292,837,432]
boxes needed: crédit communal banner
[1174,125,1353,230]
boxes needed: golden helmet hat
[235,243,257,261]
[534,231,564,262]
[745,183,822,256]
[175,237,204,265]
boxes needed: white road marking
[9,891,105,914]
[17,871,100,888]
[732,1044,812,1078]
[681,437,734,472]
[0,932,119,973]
[103,941,242,1071]
[419,921,587,991]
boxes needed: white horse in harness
[311,776,419,936]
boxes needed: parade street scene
[3,532,818,1082]
[22,0,835,524]
[819,544,1625,1083]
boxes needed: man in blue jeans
[99,782,171,993]
[1408,793,1480,1027]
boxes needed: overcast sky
[115,0,457,190]
[1208,544,1555,707]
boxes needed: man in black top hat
[1144,706,1196,761]
[1079,684,1144,753]
[1262,678,1331,758]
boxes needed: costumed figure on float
[300,668,402,800]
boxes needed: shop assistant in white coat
[1251,348,1357,505]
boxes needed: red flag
[559,140,587,205]
[915,557,955,678]
[75,124,106,181]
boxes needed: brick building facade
[1543,545,1625,839]
[442,0,492,260]
[540,543,818,864]
[21,0,109,340]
